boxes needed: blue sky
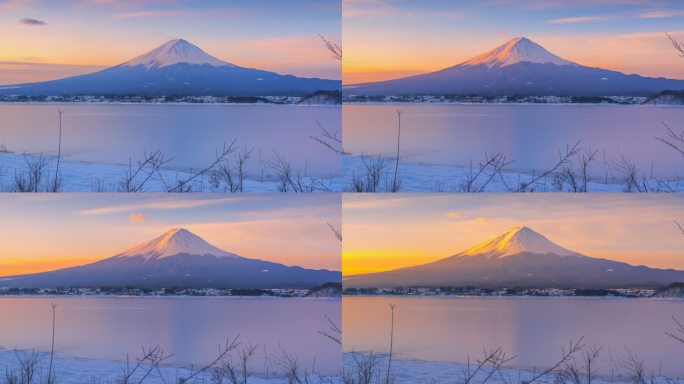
[0,0,341,83]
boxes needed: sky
[343,194,684,275]
[0,0,341,84]
[0,194,341,276]
[344,0,684,84]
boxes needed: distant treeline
[343,286,658,298]
[0,284,341,297]
[342,93,647,104]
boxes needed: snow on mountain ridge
[461,37,576,68]
[117,228,238,260]
[121,39,232,69]
[459,226,580,259]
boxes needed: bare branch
[319,34,342,61]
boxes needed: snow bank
[0,152,343,192]
[342,155,683,192]
[0,348,336,384]
[343,353,673,384]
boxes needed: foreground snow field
[343,353,678,384]
[2,152,679,192]
[342,155,684,192]
[0,152,343,192]
[0,349,337,384]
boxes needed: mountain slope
[344,226,684,289]
[0,228,340,289]
[345,37,684,96]
[0,39,340,96]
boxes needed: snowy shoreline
[342,155,683,192]
[343,353,678,384]
[0,152,343,192]
[0,348,337,384]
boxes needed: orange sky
[343,1,684,84]
[343,194,684,275]
[0,1,341,84]
[0,195,341,276]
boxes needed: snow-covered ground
[0,348,338,384]
[342,155,683,192]
[0,152,343,192]
[343,353,678,384]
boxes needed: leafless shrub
[618,348,656,384]
[343,352,385,384]
[179,338,241,384]
[350,155,389,192]
[327,223,343,243]
[391,111,402,193]
[118,150,172,192]
[516,142,581,192]
[612,153,651,192]
[164,141,237,193]
[666,316,684,344]
[47,304,56,384]
[53,110,63,193]
[656,122,684,158]
[667,32,684,57]
[525,337,585,384]
[463,348,515,384]
[385,304,395,384]
[214,146,254,192]
[320,34,342,61]
[209,338,255,384]
[13,154,52,192]
[460,151,515,192]
[559,148,598,192]
[118,346,173,384]
[675,221,684,236]
[274,348,313,384]
[310,121,347,156]
[4,351,42,384]
[268,152,315,193]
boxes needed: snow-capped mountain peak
[116,228,238,260]
[121,39,233,69]
[459,226,580,259]
[462,37,576,68]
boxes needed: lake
[343,296,684,376]
[0,104,341,177]
[0,296,341,376]
[343,104,684,179]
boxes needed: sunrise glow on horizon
[0,195,341,276]
[343,194,684,275]
[343,0,684,84]
[0,0,341,84]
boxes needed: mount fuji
[0,39,340,96]
[345,37,684,96]
[0,228,340,289]
[344,226,684,289]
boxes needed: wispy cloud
[129,213,146,223]
[111,8,241,20]
[78,197,251,216]
[546,16,607,24]
[639,10,684,19]
[344,0,462,21]
[19,17,47,26]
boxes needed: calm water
[0,296,341,375]
[344,104,684,178]
[343,296,684,376]
[0,104,341,177]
